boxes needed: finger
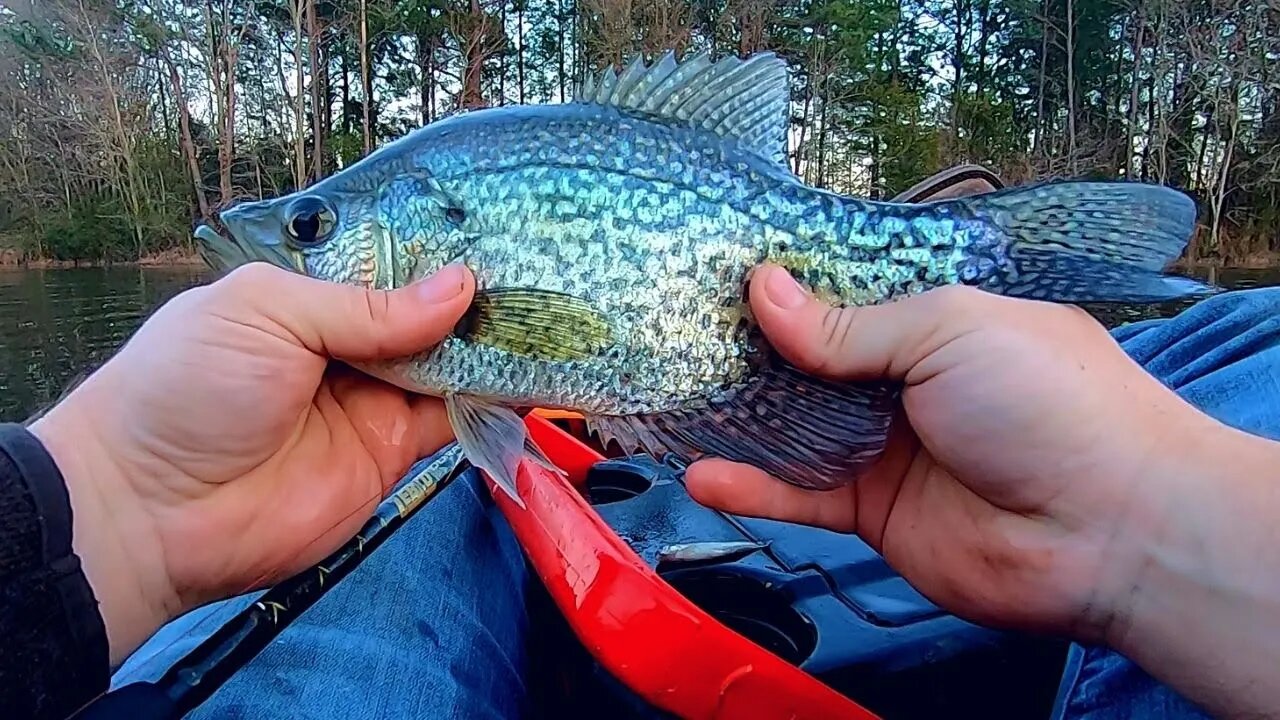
[684,458,860,533]
[222,262,476,361]
[748,263,997,382]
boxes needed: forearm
[0,423,110,719]
[1107,421,1280,719]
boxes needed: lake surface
[0,266,213,422]
[2,265,1278,422]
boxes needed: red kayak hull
[484,414,880,720]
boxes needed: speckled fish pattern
[198,51,1210,495]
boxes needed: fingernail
[764,267,808,309]
[415,264,467,303]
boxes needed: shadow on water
[0,266,212,422]
[1,264,1278,423]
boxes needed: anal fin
[524,435,568,479]
[445,394,566,508]
[586,364,899,490]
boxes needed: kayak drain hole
[584,466,654,504]
[661,570,817,666]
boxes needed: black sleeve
[0,423,110,719]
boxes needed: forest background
[1,0,1276,267]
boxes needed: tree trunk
[1193,104,1215,191]
[202,1,236,206]
[975,0,990,100]
[320,28,331,155]
[1032,0,1049,159]
[79,0,145,254]
[793,70,812,175]
[360,0,373,154]
[292,0,307,188]
[161,51,212,222]
[498,0,507,103]
[220,38,238,204]
[737,0,769,55]
[1065,0,1077,175]
[155,65,172,140]
[517,1,526,104]
[950,0,966,145]
[557,0,566,102]
[459,0,489,109]
[417,29,436,124]
[1166,43,1196,188]
[816,86,829,187]
[308,0,325,180]
[1210,85,1241,250]
[1152,64,1162,180]
[342,49,352,134]
[1124,8,1146,179]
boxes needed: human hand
[686,264,1241,645]
[28,262,475,665]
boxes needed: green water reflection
[0,267,212,422]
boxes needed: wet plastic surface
[502,416,1069,719]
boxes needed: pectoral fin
[456,288,614,362]
[445,395,567,508]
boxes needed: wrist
[28,405,180,667]
[1092,417,1280,716]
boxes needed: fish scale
[197,50,1211,505]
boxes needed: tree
[2,0,1279,265]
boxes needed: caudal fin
[956,181,1217,303]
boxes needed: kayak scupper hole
[660,569,817,666]
[584,465,654,504]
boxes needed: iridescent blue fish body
[195,51,1210,504]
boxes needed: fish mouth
[193,224,304,275]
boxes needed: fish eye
[445,207,465,225]
[285,197,336,249]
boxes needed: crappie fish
[195,51,1210,505]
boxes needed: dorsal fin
[574,51,791,168]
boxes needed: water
[0,266,213,422]
[1081,266,1279,326]
[1,265,1278,423]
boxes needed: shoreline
[1174,258,1279,271]
[0,252,206,271]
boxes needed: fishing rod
[75,443,471,720]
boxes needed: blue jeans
[112,287,1280,719]
[110,473,532,719]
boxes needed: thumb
[225,262,476,361]
[749,263,994,382]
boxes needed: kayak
[499,412,1069,720]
